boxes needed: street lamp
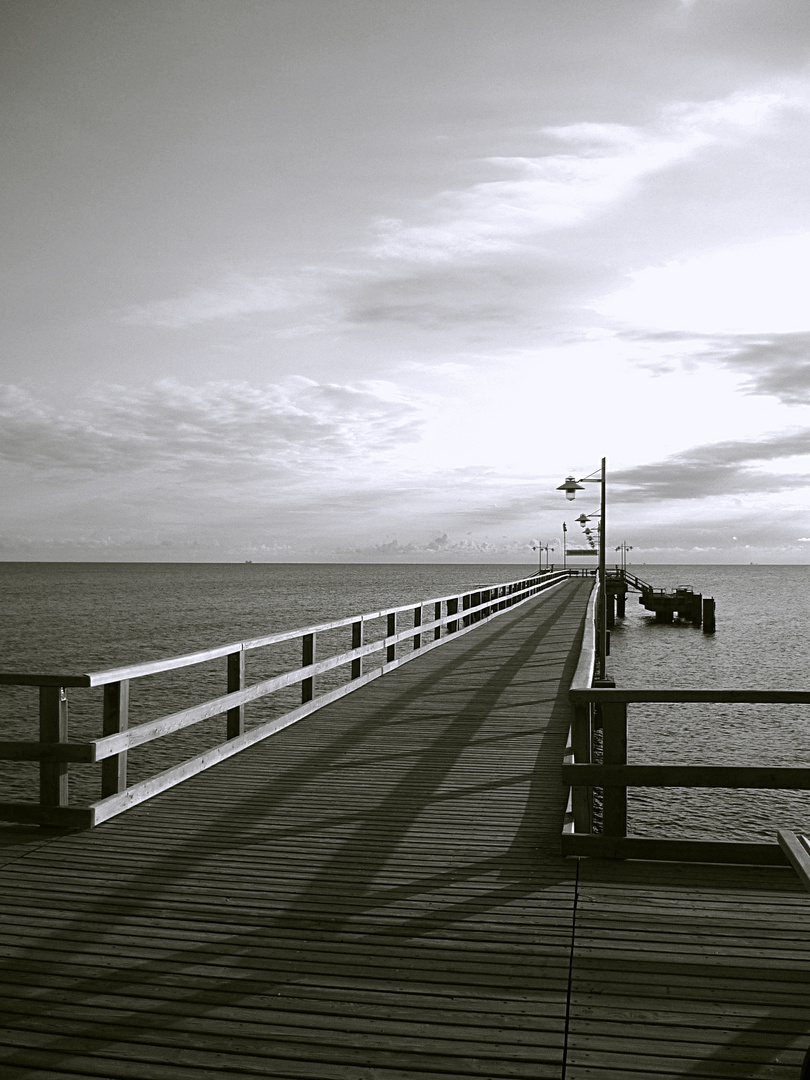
[558,458,608,682]
[532,543,555,572]
[615,542,633,573]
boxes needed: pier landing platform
[0,579,808,1078]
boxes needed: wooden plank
[101,680,129,798]
[777,829,810,892]
[0,742,93,762]
[562,833,791,864]
[0,803,92,828]
[569,583,597,691]
[571,687,810,704]
[225,651,244,739]
[601,703,627,838]
[562,764,810,789]
[0,673,91,687]
[38,685,68,808]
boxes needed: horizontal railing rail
[1,569,576,829]
[562,585,810,864]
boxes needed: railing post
[387,613,396,663]
[602,702,627,838]
[434,601,441,640]
[571,701,593,834]
[462,593,471,628]
[447,597,459,632]
[413,605,422,650]
[302,633,315,703]
[39,685,69,810]
[351,619,363,678]
[226,650,245,739]
[101,680,129,797]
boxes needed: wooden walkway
[0,578,809,1079]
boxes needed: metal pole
[563,523,567,570]
[598,473,605,676]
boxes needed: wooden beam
[301,633,315,703]
[571,687,810,704]
[101,680,129,798]
[226,651,245,739]
[562,832,790,865]
[0,803,92,828]
[39,686,68,808]
[562,764,810,788]
[0,742,93,762]
[777,829,810,891]
[351,620,363,678]
[601,702,627,838]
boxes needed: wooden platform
[0,578,808,1079]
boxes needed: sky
[3,0,810,563]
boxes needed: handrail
[0,568,575,829]
[0,571,565,688]
[562,600,810,864]
[569,585,598,693]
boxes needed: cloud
[369,85,806,265]
[350,531,539,560]
[121,271,337,331]
[705,332,810,404]
[0,378,425,481]
[612,429,810,502]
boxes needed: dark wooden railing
[562,584,806,864]
[0,570,572,829]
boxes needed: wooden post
[703,597,716,634]
[386,613,396,663]
[39,686,69,809]
[226,651,245,739]
[302,633,315,703]
[602,702,627,839]
[571,702,593,833]
[606,593,615,628]
[351,619,363,678]
[413,605,422,650]
[462,593,471,628]
[447,597,459,632]
[615,591,626,618]
[433,601,441,640]
[101,680,129,797]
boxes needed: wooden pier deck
[1,578,809,1079]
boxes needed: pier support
[703,597,716,634]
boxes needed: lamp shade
[557,476,584,501]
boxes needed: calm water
[1,561,808,841]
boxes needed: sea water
[1,562,808,841]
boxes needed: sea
[1,561,809,843]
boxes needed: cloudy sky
[3,0,810,562]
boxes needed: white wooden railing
[0,569,574,829]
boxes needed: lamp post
[558,458,607,681]
[532,543,555,572]
[615,542,633,574]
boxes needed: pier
[1,573,809,1077]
